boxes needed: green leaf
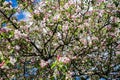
[51,61,57,69]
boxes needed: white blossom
[9,57,16,65]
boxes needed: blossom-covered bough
[0,0,120,79]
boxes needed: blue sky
[14,10,26,21]
[5,0,18,8]
[14,10,31,21]
[5,0,41,21]
[5,0,41,8]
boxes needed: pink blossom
[62,23,69,31]
[72,56,77,59]
[109,33,116,38]
[85,11,93,16]
[63,25,68,31]
[68,0,75,5]
[14,30,27,39]
[22,33,28,38]
[111,17,118,23]
[53,14,61,21]
[0,28,7,33]
[7,45,11,49]
[97,10,104,17]
[68,71,75,76]
[57,55,61,60]
[116,51,120,55]
[106,25,112,31]
[34,10,40,15]
[116,44,120,49]
[92,36,98,41]
[57,55,70,64]
[64,3,69,9]
[40,60,48,68]
[0,62,4,67]
[80,38,87,46]
[71,14,77,19]
[14,30,21,39]
[15,45,20,51]
[9,57,16,65]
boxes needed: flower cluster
[14,30,27,39]
[0,0,120,79]
[40,60,48,68]
[57,55,70,64]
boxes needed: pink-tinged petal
[40,60,48,68]
[116,44,120,49]
[14,30,21,39]
[15,45,21,51]
[53,14,61,21]
[116,51,120,55]
[72,56,77,59]
[106,25,112,31]
[57,55,61,60]
[0,62,4,67]
[0,28,7,33]
[58,56,70,64]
